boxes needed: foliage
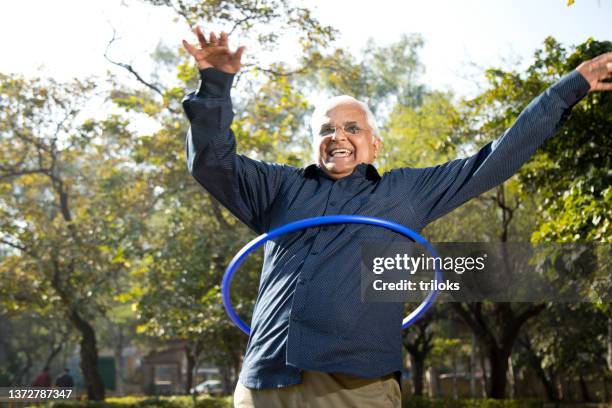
[381,91,460,169]
[0,309,75,386]
[517,303,608,393]
[463,37,612,243]
[305,34,426,115]
[233,73,310,164]
[401,396,543,408]
[0,72,156,398]
[461,37,611,386]
[144,0,335,48]
[49,395,231,408]
[49,395,544,408]
[0,73,153,319]
[144,0,337,92]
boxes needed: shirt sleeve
[182,67,291,234]
[395,69,591,227]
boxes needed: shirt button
[297,278,306,285]
[330,201,337,206]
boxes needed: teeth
[330,149,352,157]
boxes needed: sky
[305,0,612,95]
[0,0,610,127]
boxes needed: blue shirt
[181,67,590,389]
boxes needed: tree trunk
[539,367,560,401]
[402,315,434,397]
[113,327,124,396]
[452,356,458,399]
[487,345,509,399]
[427,366,440,397]
[410,353,425,396]
[564,377,573,402]
[507,355,516,399]
[185,347,195,395]
[69,309,105,401]
[453,301,545,399]
[579,375,591,402]
[15,351,33,386]
[521,335,559,401]
[479,344,488,398]
[43,343,63,372]
[608,316,612,371]
[470,333,476,397]
[219,362,233,396]
[557,376,564,401]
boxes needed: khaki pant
[233,370,401,408]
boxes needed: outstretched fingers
[219,31,228,47]
[194,26,207,48]
[182,26,244,73]
[594,58,612,91]
[182,40,197,56]
[209,31,218,45]
[232,46,246,64]
[578,52,612,92]
[593,81,612,91]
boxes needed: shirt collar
[302,163,381,182]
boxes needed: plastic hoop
[222,215,442,335]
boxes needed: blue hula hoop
[222,215,442,335]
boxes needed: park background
[0,0,611,406]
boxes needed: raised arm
[396,53,612,227]
[181,27,291,234]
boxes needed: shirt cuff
[550,70,590,107]
[197,67,235,98]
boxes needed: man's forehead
[319,103,367,124]
[320,119,359,127]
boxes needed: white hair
[310,95,380,145]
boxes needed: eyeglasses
[318,123,366,137]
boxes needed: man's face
[314,102,381,180]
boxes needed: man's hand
[576,52,612,92]
[182,26,245,74]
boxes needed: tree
[518,303,608,402]
[0,73,156,400]
[449,37,612,399]
[0,308,75,387]
[104,0,334,395]
[308,34,426,113]
[402,308,440,396]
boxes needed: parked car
[190,379,224,396]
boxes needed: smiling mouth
[328,148,353,159]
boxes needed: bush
[402,396,543,408]
[48,395,232,408]
[46,394,547,408]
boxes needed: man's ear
[373,137,382,159]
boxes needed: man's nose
[331,129,346,141]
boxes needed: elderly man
[181,26,611,407]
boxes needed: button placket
[307,185,336,248]
[291,283,307,319]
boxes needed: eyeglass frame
[317,122,371,138]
